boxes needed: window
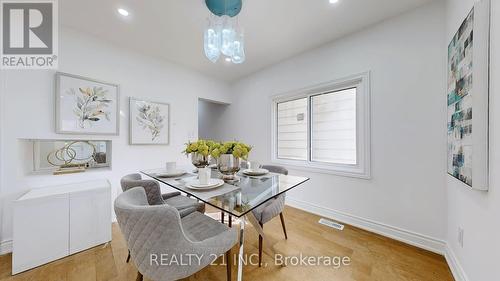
[311,88,357,165]
[272,73,371,178]
[277,98,308,160]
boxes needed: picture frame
[446,0,490,191]
[129,97,170,145]
[55,72,120,135]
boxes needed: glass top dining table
[141,168,309,218]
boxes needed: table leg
[245,212,266,238]
[237,216,246,281]
[245,212,285,267]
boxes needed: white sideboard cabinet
[12,179,112,274]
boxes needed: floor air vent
[318,218,345,230]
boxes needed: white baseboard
[286,198,446,254]
[0,239,12,255]
[445,243,468,281]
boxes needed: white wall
[198,99,230,141]
[0,27,231,251]
[445,0,500,280]
[226,1,448,251]
[2,4,497,280]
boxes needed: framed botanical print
[55,72,120,135]
[129,97,170,145]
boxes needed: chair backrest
[120,173,164,205]
[261,165,289,175]
[93,152,107,164]
[114,187,191,281]
[114,187,235,281]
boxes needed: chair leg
[221,211,225,224]
[136,271,143,281]
[258,222,263,267]
[228,215,232,227]
[225,250,232,281]
[279,212,288,240]
[126,250,131,263]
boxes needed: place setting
[184,167,225,190]
[152,162,227,193]
[240,161,270,178]
[154,162,188,178]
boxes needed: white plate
[156,170,186,178]
[186,179,224,190]
[242,168,269,176]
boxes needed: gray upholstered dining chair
[120,173,205,263]
[115,187,238,281]
[121,173,205,211]
[252,165,289,267]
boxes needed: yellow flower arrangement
[183,139,216,157]
[210,141,251,160]
[183,140,252,160]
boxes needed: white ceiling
[60,0,434,82]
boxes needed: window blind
[311,88,357,165]
[277,98,308,160]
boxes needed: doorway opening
[197,98,230,141]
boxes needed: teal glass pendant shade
[205,0,242,17]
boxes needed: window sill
[271,159,371,180]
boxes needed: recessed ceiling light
[117,8,129,17]
[329,0,339,3]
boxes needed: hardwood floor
[0,206,454,281]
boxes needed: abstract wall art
[447,1,490,190]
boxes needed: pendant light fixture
[203,0,245,64]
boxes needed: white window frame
[271,72,371,179]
